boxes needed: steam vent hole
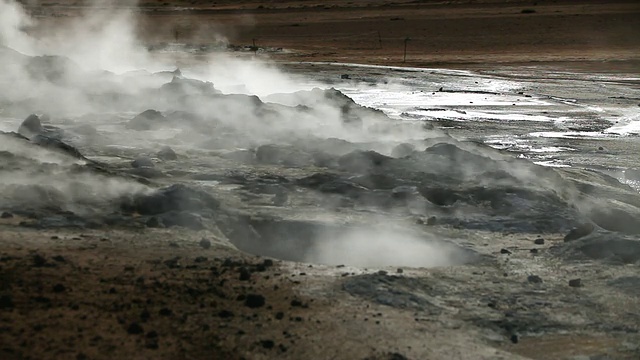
[222,219,477,268]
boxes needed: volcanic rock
[338,150,392,173]
[126,110,167,131]
[157,146,178,160]
[18,114,44,139]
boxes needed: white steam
[304,226,472,268]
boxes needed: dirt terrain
[22,0,640,67]
[1,1,640,360]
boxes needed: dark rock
[244,294,266,308]
[157,146,178,160]
[510,334,519,344]
[568,279,582,288]
[260,340,275,349]
[131,157,154,168]
[126,110,167,131]
[0,295,13,309]
[140,309,151,322]
[123,184,220,216]
[146,331,158,338]
[239,267,251,281]
[218,310,234,318]
[127,322,144,335]
[564,223,595,242]
[534,238,545,245]
[290,299,304,307]
[500,249,512,255]
[52,284,66,293]
[262,259,274,268]
[18,114,44,139]
[275,312,284,320]
[391,143,416,158]
[33,254,47,267]
[1,212,13,219]
[527,275,543,284]
[340,74,350,80]
[338,150,392,173]
[199,238,211,249]
[158,308,173,316]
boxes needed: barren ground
[2,1,640,360]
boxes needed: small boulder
[18,114,44,139]
[157,146,178,161]
[126,110,167,131]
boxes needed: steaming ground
[1,1,640,359]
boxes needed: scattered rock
[239,267,251,281]
[158,308,173,316]
[199,238,211,249]
[218,310,234,319]
[127,322,144,335]
[569,279,582,288]
[260,340,275,349]
[534,238,545,245]
[157,146,178,160]
[131,157,154,168]
[0,295,14,309]
[527,275,543,284]
[244,294,266,308]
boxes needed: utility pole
[403,37,410,63]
